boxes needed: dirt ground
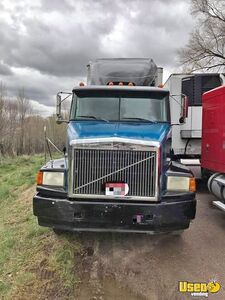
[75,184,225,300]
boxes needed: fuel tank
[208,173,225,203]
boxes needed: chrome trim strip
[70,137,160,148]
[68,151,74,197]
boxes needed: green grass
[0,155,81,299]
[0,155,42,199]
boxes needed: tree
[0,84,67,157]
[17,88,31,155]
[179,0,225,72]
[2,100,18,156]
[0,82,6,155]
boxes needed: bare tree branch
[179,0,225,72]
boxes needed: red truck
[201,85,225,211]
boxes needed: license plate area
[105,183,129,196]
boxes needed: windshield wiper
[77,115,97,119]
[76,115,109,122]
[121,117,155,123]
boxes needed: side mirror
[180,94,188,124]
[56,93,62,123]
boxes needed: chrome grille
[72,148,157,198]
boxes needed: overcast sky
[0,0,194,116]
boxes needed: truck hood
[68,121,170,145]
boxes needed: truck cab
[33,58,196,233]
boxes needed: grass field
[0,155,81,299]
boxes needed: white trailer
[164,73,225,178]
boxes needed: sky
[0,0,194,116]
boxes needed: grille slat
[73,148,157,198]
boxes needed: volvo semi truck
[33,58,196,234]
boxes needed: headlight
[36,171,64,186]
[167,176,196,192]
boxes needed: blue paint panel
[68,121,170,144]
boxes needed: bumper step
[213,201,225,212]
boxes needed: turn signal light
[189,177,196,192]
[36,171,43,185]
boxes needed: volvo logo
[113,142,134,150]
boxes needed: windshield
[70,90,169,122]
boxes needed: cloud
[29,99,55,116]
[0,61,13,76]
[0,0,193,115]
[41,0,74,12]
[4,66,83,107]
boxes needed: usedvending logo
[178,280,220,297]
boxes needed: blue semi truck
[33,58,196,234]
